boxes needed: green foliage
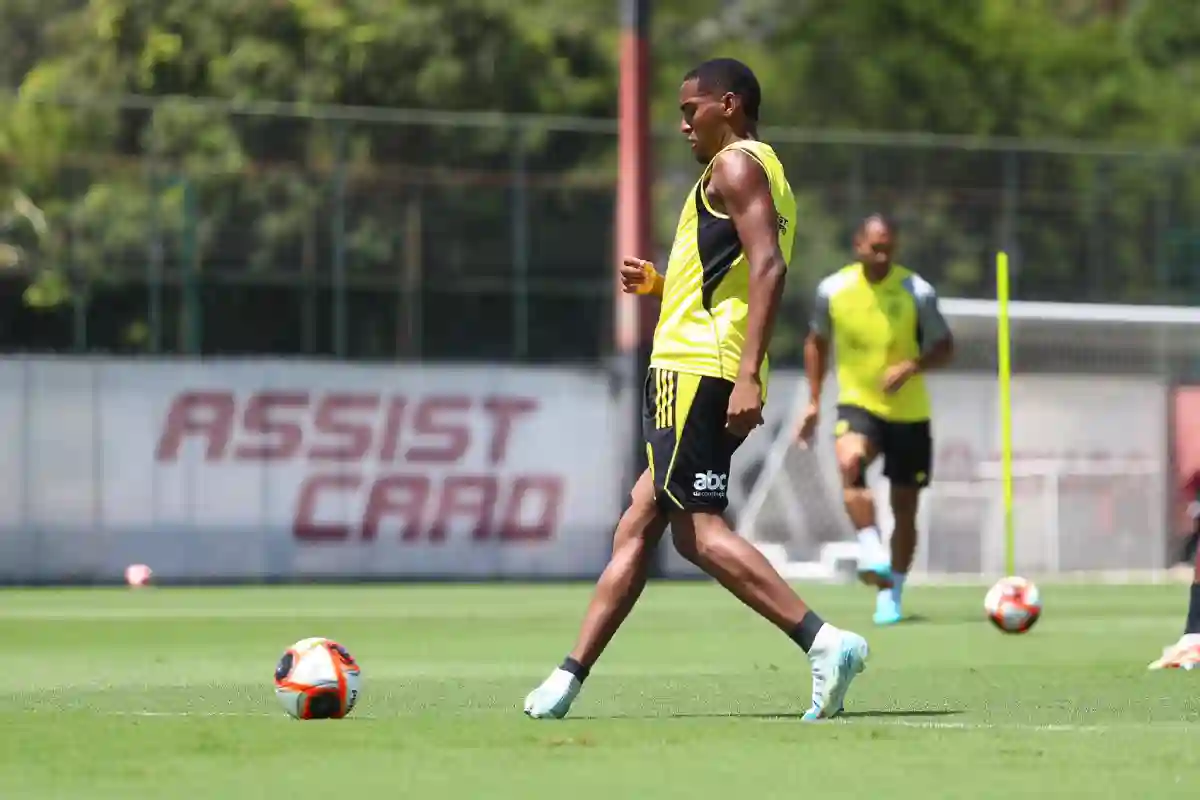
[618,0,1200,320]
[0,0,621,351]
[1,0,1198,355]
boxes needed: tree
[3,0,619,355]
[3,0,1199,359]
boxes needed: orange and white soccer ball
[125,564,153,587]
[274,637,362,719]
[984,576,1042,634]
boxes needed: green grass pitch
[1,582,1197,798]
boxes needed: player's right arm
[620,257,664,297]
[797,279,833,445]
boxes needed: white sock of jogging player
[856,526,887,565]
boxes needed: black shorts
[642,367,745,512]
[835,404,932,488]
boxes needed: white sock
[886,572,908,604]
[856,526,886,563]
[811,622,839,653]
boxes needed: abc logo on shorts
[692,470,728,496]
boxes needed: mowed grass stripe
[0,583,1197,798]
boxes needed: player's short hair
[683,58,761,121]
[857,213,899,238]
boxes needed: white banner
[0,358,623,581]
[661,370,1168,577]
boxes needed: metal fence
[2,94,1199,363]
[731,303,1200,580]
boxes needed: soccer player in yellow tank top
[524,59,869,722]
[797,215,955,626]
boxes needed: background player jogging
[797,215,954,626]
[1149,465,1200,669]
[523,58,869,722]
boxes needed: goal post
[732,297,1200,584]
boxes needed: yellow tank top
[650,140,796,394]
[810,263,951,422]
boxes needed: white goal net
[727,299,1200,583]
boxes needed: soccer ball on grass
[274,637,362,719]
[984,576,1042,634]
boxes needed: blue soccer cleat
[873,589,903,626]
[857,559,894,589]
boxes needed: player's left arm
[911,278,954,372]
[708,150,787,386]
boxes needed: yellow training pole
[996,251,1014,577]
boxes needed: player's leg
[670,509,815,632]
[664,375,868,719]
[876,484,919,625]
[524,368,674,719]
[669,510,869,718]
[524,469,668,717]
[571,367,678,666]
[875,420,932,626]
[566,468,667,667]
[834,406,891,587]
[1183,510,1200,567]
[1192,546,1200,632]
[888,486,920,575]
[1149,535,1200,670]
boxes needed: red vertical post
[614,0,659,572]
[615,0,655,356]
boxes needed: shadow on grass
[835,709,963,719]
[879,613,995,626]
[576,708,964,721]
